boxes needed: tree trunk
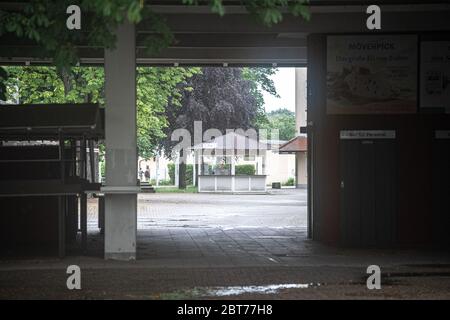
[194,163,199,187]
[58,68,73,96]
[178,162,187,189]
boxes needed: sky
[262,67,296,113]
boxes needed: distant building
[278,68,308,188]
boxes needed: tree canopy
[3,65,200,159]
[3,65,282,157]
[5,66,104,104]
[136,67,200,159]
[159,67,280,158]
[160,67,259,157]
[241,67,279,129]
[260,108,296,141]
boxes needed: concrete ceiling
[0,1,449,66]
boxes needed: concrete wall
[296,151,307,188]
[265,150,296,185]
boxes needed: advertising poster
[420,41,450,111]
[327,35,417,114]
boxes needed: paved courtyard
[88,188,308,230]
[1,189,449,299]
[87,188,309,265]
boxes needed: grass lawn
[155,185,198,193]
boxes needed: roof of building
[192,131,270,151]
[279,135,307,153]
[260,139,287,149]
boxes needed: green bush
[168,163,175,184]
[168,163,194,185]
[158,179,173,186]
[186,164,193,185]
[235,164,255,175]
[100,160,105,180]
[282,177,295,186]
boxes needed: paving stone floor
[1,189,450,299]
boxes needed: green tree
[161,67,258,189]
[262,108,296,141]
[0,67,7,101]
[5,66,104,104]
[160,67,279,189]
[3,65,200,158]
[242,67,279,129]
[160,68,259,157]
[136,67,200,159]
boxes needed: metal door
[340,131,397,247]
[433,131,450,245]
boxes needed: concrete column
[104,21,137,261]
[192,150,197,185]
[175,155,179,186]
[156,154,160,187]
[231,155,236,175]
[295,68,307,135]
[295,68,308,189]
[261,150,267,175]
[296,152,308,189]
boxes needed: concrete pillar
[295,68,307,135]
[262,150,266,175]
[192,150,197,185]
[156,154,160,187]
[295,68,308,189]
[104,21,137,261]
[175,155,179,186]
[231,155,236,175]
[296,152,308,189]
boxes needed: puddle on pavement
[155,283,322,299]
[209,284,312,296]
[266,257,279,263]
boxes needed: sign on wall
[327,35,417,114]
[340,130,396,140]
[420,41,450,111]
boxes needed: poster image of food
[420,41,450,111]
[327,35,417,114]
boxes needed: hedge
[168,163,255,183]
[235,164,256,175]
